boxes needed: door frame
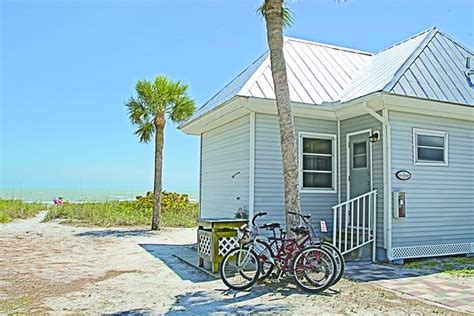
[346,128,373,200]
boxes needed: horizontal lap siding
[340,114,385,248]
[254,113,337,234]
[390,112,474,247]
[200,115,250,218]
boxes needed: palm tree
[258,0,301,229]
[126,76,195,230]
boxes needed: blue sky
[1,0,472,194]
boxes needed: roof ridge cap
[437,30,474,55]
[382,27,438,93]
[284,36,373,56]
[377,26,436,54]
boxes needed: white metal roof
[183,27,473,127]
[341,27,474,105]
[239,38,372,104]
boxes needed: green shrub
[44,191,198,227]
[0,200,47,223]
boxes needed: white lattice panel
[391,243,474,260]
[218,237,238,256]
[199,234,211,257]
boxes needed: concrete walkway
[345,262,474,314]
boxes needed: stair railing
[332,190,377,262]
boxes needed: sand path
[0,213,459,314]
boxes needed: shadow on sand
[165,281,338,314]
[74,229,154,238]
[140,243,215,283]
[140,243,338,314]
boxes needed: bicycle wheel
[321,243,345,286]
[219,247,260,290]
[292,246,336,293]
[254,240,274,280]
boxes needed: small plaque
[395,170,412,181]
[320,220,328,233]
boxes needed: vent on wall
[466,56,474,85]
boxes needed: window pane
[418,147,444,161]
[303,172,332,188]
[303,156,332,171]
[303,138,332,154]
[353,155,367,168]
[418,134,444,147]
[353,142,367,155]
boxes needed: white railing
[332,190,377,262]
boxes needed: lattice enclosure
[391,243,473,260]
[218,237,238,256]
[199,234,212,257]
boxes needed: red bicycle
[256,211,345,286]
[220,212,337,293]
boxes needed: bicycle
[220,212,337,293]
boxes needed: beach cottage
[180,27,474,262]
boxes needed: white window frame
[413,128,448,166]
[298,132,337,193]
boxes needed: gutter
[362,99,393,261]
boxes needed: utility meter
[393,191,406,218]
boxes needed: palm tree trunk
[263,0,301,229]
[151,114,165,230]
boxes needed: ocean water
[0,188,199,203]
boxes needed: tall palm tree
[126,76,195,230]
[258,0,301,228]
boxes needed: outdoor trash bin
[197,218,247,273]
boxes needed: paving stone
[344,262,474,313]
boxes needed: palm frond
[134,121,155,143]
[169,95,196,123]
[125,96,148,125]
[126,75,196,142]
[257,0,294,28]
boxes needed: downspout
[199,133,203,218]
[337,120,341,204]
[383,107,393,261]
[249,112,256,220]
[362,100,393,261]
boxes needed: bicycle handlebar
[251,211,267,226]
[288,211,312,224]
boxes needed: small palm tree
[126,76,195,230]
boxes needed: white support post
[362,196,366,243]
[345,204,349,252]
[339,206,342,250]
[356,199,360,246]
[350,201,354,251]
[373,191,377,262]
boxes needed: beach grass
[0,199,47,223]
[44,191,199,227]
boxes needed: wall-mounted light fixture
[369,131,380,143]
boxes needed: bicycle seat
[290,226,309,236]
[261,222,281,230]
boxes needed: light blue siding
[200,115,250,218]
[340,114,385,249]
[254,113,338,234]
[390,112,474,247]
